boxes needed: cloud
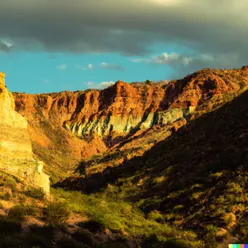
[97,81,115,89]
[76,64,94,70]
[0,0,247,74]
[84,81,115,89]
[100,62,124,71]
[0,40,13,52]
[86,81,94,86]
[132,52,214,66]
[48,54,57,59]
[56,64,68,70]
[132,51,237,79]
[150,0,186,5]
[88,64,93,70]
[42,79,51,83]
[78,63,123,71]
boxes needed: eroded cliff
[13,67,248,180]
[0,73,49,194]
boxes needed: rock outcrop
[0,72,49,194]
[13,67,248,177]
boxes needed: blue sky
[0,42,194,93]
[0,0,246,93]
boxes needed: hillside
[0,66,248,247]
[13,66,248,181]
[63,76,248,246]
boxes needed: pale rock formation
[0,72,50,194]
[65,107,192,138]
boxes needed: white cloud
[84,80,115,89]
[76,64,94,70]
[77,63,123,71]
[152,53,181,64]
[87,81,94,86]
[131,52,216,67]
[56,64,68,70]
[97,81,115,89]
[182,57,193,65]
[42,79,51,83]
[100,62,124,71]
[88,64,93,69]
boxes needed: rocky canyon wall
[13,67,248,179]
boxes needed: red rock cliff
[13,67,248,178]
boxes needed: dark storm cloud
[0,0,247,73]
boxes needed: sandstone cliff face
[13,67,248,178]
[0,73,49,194]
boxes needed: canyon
[0,66,248,246]
[12,67,248,181]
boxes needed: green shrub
[204,225,218,248]
[1,192,11,201]
[26,187,45,200]
[8,204,35,223]
[79,219,106,233]
[43,202,70,227]
[147,210,164,223]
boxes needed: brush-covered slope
[0,73,49,194]
[59,67,248,246]
[13,66,248,181]
[67,85,248,246]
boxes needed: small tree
[145,80,152,85]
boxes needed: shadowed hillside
[60,86,248,246]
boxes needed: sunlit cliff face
[0,72,6,86]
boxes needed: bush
[8,204,35,223]
[26,187,45,200]
[56,236,86,248]
[0,217,22,233]
[72,229,97,246]
[24,233,52,248]
[0,192,11,201]
[78,219,105,233]
[147,210,164,223]
[43,202,70,227]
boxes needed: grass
[8,204,36,223]
[52,188,203,247]
[25,187,45,200]
[56,85,248,246]
[43,201,70,227]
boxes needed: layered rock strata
[0,72,49,194]
[13,67,248,173]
